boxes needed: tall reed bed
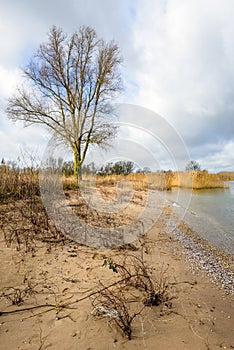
[0,164,65,253]
[174,170,229,189]
[0,164,40,201]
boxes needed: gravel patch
[166,214,234,295]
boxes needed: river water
[163,181,234,255]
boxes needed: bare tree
[6,25,122,177]
[185,160,201,171]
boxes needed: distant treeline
[62,160,152,176]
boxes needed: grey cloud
[0,0,134,68]
[130,0,234,170]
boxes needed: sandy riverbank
[0,193,233,350]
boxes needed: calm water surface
[163,181,234,255]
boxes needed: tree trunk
[73,145,82,180]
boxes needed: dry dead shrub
[0,274,39,305]
[0,272,60,309]
[103,254,170,306]
[91,285,143,340]
[91,252,171,339]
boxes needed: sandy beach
[0,189,233,350]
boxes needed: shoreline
[164,208,234,295]
[163,184,234,256]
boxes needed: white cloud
[199,141,234,172]
[0,67,21,100]
[132,0,234,113]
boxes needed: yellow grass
[61,171,230,191]
[173,170,230,189]
[218,172,234,181]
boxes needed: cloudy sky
[0,0,234,172]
